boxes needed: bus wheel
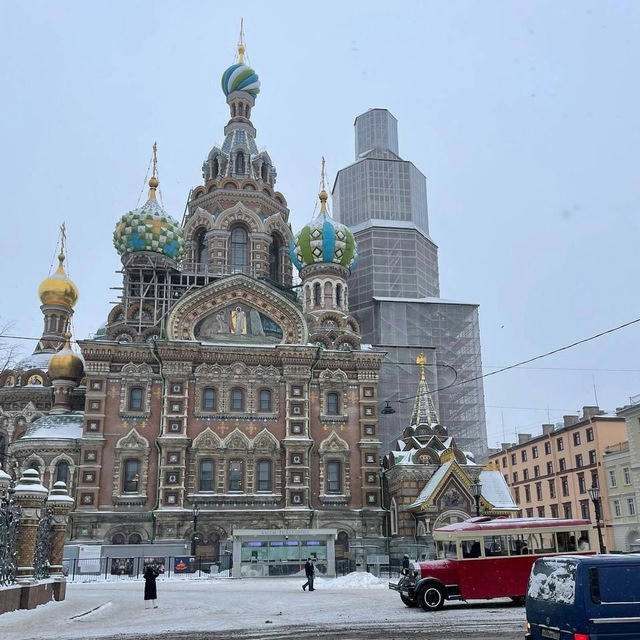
[509,596,525,606]
[418,583,445,611]
[400,593,418,607]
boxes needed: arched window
[202,387,216,411]
[128,387,143,411]
[194,228,208,267]
[55,460,69,485]
[236,152,245,175]
[326,392,340,415]
[327,460,341,493]
[259,389,272,412]
[231,387,244,412]
[390,498,398,535]
[313,282,321,307]
[336,283,342,308]
[199,459,215,492]
[261,163,269,182]
[128,533,142,544]
[230,226,248,272]
[123,459,140,493]
[229,460,243,492]
[257,460,272,491]
[212,158,219,178]
[269,235,281,282]
[112,533,126,545]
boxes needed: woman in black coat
[143,564,160,609]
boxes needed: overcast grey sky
[1,1,639,448]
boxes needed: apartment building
[488,406,627,551]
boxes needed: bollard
[46,481,75,578]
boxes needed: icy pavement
[0,574,526,640]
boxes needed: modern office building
[333,109,488,460]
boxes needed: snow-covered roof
[479,469,518,510]
[16,351,53,371]
[407,460,453,508]
[21,412,84,440]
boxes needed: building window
[559,458,566,472]
[228,460,243,492]
[534,465,540,478]
[202,387,216,411]
[511,453,517,465]
[514,487,520,503]
[259,389,272,412]
[526,508,534,518]
[535,482,542,500]
[591,470,599,488]
[230,226,248,270]
[561,477,569,497]
[269,234,281,282]
[608,469,617,488]
[578,473,586,494]
[550,504,559,518]
[313,282,321,307]
[532,446,538,459]
[123,459,140,493]
[546,461,553,475]
[523,469,529,480]
[521,450,527,462]
[537,506,545,517]
[628,498,636,516]
[613,499,621,517]
[623,467,631,485]
[563,503,572,519]
[112,533,125,545]
[501,457,507,468]
[327,460,341,493]
[580,500,590,520]
[524,485,531,502]
[55,461,69,485]
[199,459,214,492]
[573,432,581,446]
[326,392,340,415]
[575,454,583,468]
[231,388,245,412]
[549,479,556,499]
[504,474,509,484]
[544,441,551,455]
[586,427,594,442]
[589,450,597,465]
[513,471,518,483]
[557,437,564,451]
[129,387,143,411]
[257,460,272,492]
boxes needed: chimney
[542,423,555,435]
[582,406,603,421]
[500,443,510,452]
[518,433,532,444]
[563,415,579,428]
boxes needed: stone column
[12,468,48,583]
[47,481,75,577]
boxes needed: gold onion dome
[48,332,84,381]
[38,253,79,308]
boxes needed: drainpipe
[150,338,166,543]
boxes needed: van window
[590,566,640,604]
[461,539,482,558]
[483,535,509,557]
[528,559,576,604]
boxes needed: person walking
[302,557,315,591]
[143,563,160,609]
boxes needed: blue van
[525,555,640,640]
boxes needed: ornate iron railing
[0,491,21,586]
[33,506,52,580]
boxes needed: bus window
[436,541,458,559]
[508,534,530,555]
[577,530,590,551]
[532,532,556,554]
[483,535,509,557]
[461,539,482,558]
[557,532,578,553]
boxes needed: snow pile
[527,561,576,604]
[317,571,387,590]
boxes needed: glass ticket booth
[232,529,337,578]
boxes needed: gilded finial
[238,18,245,64]
[148,142,159,200]
[319,157,328,213]
[416,352,427,381]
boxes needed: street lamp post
[190,503,200,556]
[588,484,606,554]
[471,482,483,517]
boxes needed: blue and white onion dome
[289,190,358,271]
[221,59,260,98]
[113,176,185,260]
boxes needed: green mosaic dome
[113,189,184,260]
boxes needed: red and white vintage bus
[389,516,595,611]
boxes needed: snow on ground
[0,573,525,640]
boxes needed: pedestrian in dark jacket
[302,557,315,591]
[401,554,410,576]
[143,564,160,609]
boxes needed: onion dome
[113,175,184,260]
[38,252,79,308]
[221,30,260,98]
[48,332,84,381]
[289,190,358,271]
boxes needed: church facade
[0,39,385,561]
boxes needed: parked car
[525,554,640,640]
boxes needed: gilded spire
[319,157,328,213]
[38,223,79,308]
[410,353,440,427]
[238,18,245,64]
[148,142,159,200]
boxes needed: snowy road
[0,575,526,639]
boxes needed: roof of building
[479,469,518,510]
[16,351,54,371]
[21,412,84,440]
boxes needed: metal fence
[0,491,20,586]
